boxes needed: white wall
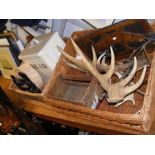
[51,19,124,38]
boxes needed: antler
[97,52,135,74]
[98,55,136,107]
[57,38,147,103]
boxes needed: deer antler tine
[70,38,99,74]
[70,38,110,90]
[100,54,107,68]
[124,65,147,95]
[97,53,106,67]
[63,59,87,72]
[119,57,137,86]
[104,46,115,80]
[92,46,97,66]
[57,45,88,71]
[57,46,78,64]
[70,38,86,58]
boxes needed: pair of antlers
[57,38,147,103]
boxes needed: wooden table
[1,76,155,134]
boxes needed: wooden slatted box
[44,20,155,133]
